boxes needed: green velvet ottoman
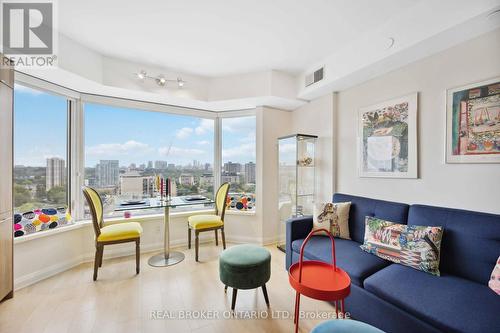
[219,244,271,310]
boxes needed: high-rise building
[154,160,168,170]
[223,161,241,174]
[147,161,153,169]
[46,157,65,191]
[244,162,256,184]
[96,160,119,187]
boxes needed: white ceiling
[58,0,417,77]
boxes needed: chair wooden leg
[98,245,104,267]
[195,231,199,262]
[215,229,218,246]
[188,226,191,249]
[222,228,226,249]
[93,245,100,281]
[135,239,140,274]
[231,288,238,311]
[262,284,270,306]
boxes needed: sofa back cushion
[332,193,410,244]
[408,205,500,285]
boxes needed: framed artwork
[446,77,500,163]
[358,93,418,178]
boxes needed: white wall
[291,94,336,204]
[336,28,500,213]
[258,107,293,242]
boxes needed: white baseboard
[14,236,266,290]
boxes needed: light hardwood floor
[0,244,338,333]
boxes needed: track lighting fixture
[134,70,185,88]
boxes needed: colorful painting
[13,207,72,237]
[360,217,443,276]
[446,78,500,163]
[358,93,418,178]
[226,193,255,211]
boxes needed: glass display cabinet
[277,134,317,252]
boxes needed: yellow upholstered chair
[188,182,230,261]
[82,186,143,281]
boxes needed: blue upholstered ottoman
[311,319,385,333]
[219,244,271,310]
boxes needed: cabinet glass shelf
[277,134,317,252]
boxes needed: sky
[13,84,256,167]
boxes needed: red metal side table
[288,229,351,333]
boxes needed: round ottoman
[311,320,385,333]
[219,244,271,310]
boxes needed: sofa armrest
[285,215,313,269]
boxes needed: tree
[47,186,66,205]
[14,184,32,208]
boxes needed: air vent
[305,67,324,87]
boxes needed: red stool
[288,229,351,333]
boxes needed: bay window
[12,76,257,234]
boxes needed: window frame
[14,73,257,222]
[13,75,76,216]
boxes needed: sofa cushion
[364,264,500,333]
[408,205,500,284]
[360,216,444,276]
[291,236,391,286]
[333,193,410,243]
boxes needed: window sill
[14,221,92,245]
[13,209,257,244]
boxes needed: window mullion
[214,116,222,193]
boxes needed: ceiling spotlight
[134,70,185,89]
[136,70,147,80]
[157,76,167,86]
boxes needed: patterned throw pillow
[312,202,351,239]
[489,256,500,295]
[360,216,443,276]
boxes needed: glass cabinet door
[277,134,317,252]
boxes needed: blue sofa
[286,193,500,333]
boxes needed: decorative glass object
[277,134,317,252]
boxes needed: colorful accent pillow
[13,207,73,237]
[312,202,351,239]
[360,216,443,276]
[489,256,500,295]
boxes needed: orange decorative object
[39,214,51,223]
[288,228,351,333]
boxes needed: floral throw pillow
[489,256,500,295]
[360,216,443,276]
[312,202,351,239]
